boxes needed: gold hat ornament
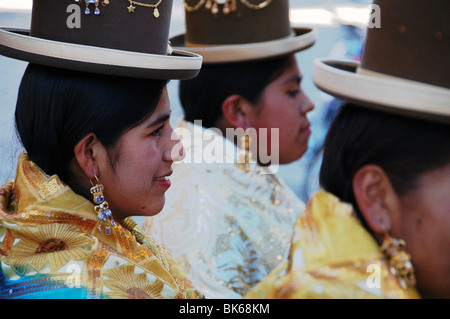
[0,0,202,79]
[171,0,317,63]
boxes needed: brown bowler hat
[314,0,450,123]
[170,0,317,63]
[0,0,202,79]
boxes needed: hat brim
[313,58,450,123]
[0,28,203,80]
[170,27,317,64]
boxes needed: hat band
[313,59,450,120]
[176,28,316,63]
[356,67,450,92]
[0,28,200,70]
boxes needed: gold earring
[237,133,252,173]
[380,233,416,289]
[90,175,115,235]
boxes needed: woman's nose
[165,128,185,162]
[300,93,315,115]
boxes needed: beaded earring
[380,234,416,289]
[76,0,103,16]
[184,0,273,15]
[237,133,252,173]
[90,175,116,235]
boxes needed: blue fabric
[0,264,89,299]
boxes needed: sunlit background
[0,0,372,202]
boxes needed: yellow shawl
[0,153,200,299]
[245,190,421,299]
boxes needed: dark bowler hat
[170,0,317,63]
[0,0,202,79]
[314,0,450,122]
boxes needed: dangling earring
[90,175,116,235]
[237,132,253,173]
[380,233,416,289]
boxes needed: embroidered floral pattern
[6,223,93,273]
[103,264,167,299]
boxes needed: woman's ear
[221,94,250,129]
[73,133,103,179]
[352,164,402,236]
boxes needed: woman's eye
[151,124,165,136]
[288,89,300,97]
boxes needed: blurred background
[0,0,372,202]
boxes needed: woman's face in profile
[394,163,450,298]
[248,55,314,165]
[98,87,184,221]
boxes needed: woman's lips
[154,170,173,188]
[300,121,311,136]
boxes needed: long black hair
[15,64,167,198]
[320,104,450,220]
[179,55,292,128]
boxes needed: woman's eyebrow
[146,112,171,128]
[284,75,302,85]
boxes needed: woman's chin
[279,147,308,165]
[138,196,166,218]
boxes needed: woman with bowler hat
[137,0,317,298]
[246,0,450,299]
[0,0,203,299]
